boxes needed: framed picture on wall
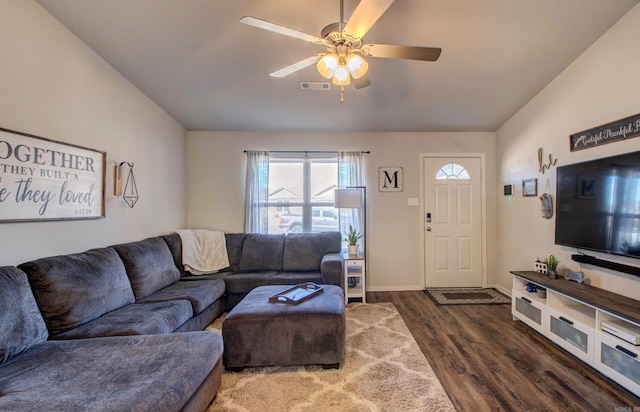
[522,178,538,197]
[0,127,105,222]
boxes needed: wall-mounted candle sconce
[114,162,139,208]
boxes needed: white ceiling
[36,0,639,133]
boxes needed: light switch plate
[407,198,419,206]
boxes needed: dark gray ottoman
[222,285,345,370]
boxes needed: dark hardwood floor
[367,290,640,412]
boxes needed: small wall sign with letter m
[378,167,403,192]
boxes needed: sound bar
[571,254,640,277]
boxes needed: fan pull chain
[340,85,344,103]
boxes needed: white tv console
[511,270,640,397]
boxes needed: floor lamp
[334,186,366,258]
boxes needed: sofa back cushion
[113,237,181,300]
[238,234,285,272]
[161,233,189,277]
[0,266,49,364]
[282,232,342,271]
[225,233,247,272]
[18,248,134,336]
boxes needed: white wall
[0,0,187,265]
[496,4,640,298]
[187,131,496,291]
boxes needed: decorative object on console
[534,260,548,275]
[544,255,559,279]
[569,112,640,152]
[117,162,138,208]
[564,270,584,284]
[522,178,537,197]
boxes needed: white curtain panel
[338,151,364,254]
[244,150,269,233]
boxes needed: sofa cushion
[0,332,222,411]
[282,232,342,271]
[224,271,277,294]
[113,237,181,300]
[53,300,193,339]
[238,234,285,272]
[18,248,135,336]
[0,267,49,364]
[225,233,247,272]
[139,278,226,314]
[161,233,189,277]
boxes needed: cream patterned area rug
[206,302,455,412]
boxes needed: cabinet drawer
[595,332,640,397]
[345,259,364,267]
[548,308,593,365]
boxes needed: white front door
[423,156,483,288]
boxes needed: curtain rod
[243,150,370,154]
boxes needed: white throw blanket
[175,229,230,275]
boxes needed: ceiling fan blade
[363,44,442,61]
[270,55,323,78]
[240,16,321,43]
[343,0,395,39]
[352,75,371,89]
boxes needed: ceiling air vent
[300,82,331,91]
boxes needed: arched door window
[435,163,470,180]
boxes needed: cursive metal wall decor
[538,147,557,174]
[570,113,640,152]
[0,127,105,222]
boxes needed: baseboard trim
[489,284,511,298]
[367,285,424,292]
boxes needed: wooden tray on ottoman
[268,282,324,304]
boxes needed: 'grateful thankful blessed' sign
[570,113,640,152]
[0,128,105,222]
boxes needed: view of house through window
[267,154,339,234]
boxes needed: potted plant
[344,225,363,256]
[545,255,559,279]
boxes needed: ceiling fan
[240,0,441,101]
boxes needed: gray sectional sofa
[163,232,343,309]
[0,230,343,411]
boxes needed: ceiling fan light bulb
[332,66,351,85]
[317,53,339,78]
[346,54,368,79]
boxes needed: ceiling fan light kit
[241,0,441,101]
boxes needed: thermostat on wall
[504,184,514,196]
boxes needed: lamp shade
[332,65,351,85]
[346,54,368,79]
[317,54,339,79]
[334,189,363,208]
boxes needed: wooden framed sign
[378,167,403,192]
[570,113,640,151]
[0,128,105,222]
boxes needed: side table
[344,252,366,304]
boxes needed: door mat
[424,288,511,305]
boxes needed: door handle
[426,227,432,231]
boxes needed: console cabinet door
[547,307,593,365]
[512,290,547,334]
[595,331,640,397]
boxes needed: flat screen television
[555,150,640,259]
